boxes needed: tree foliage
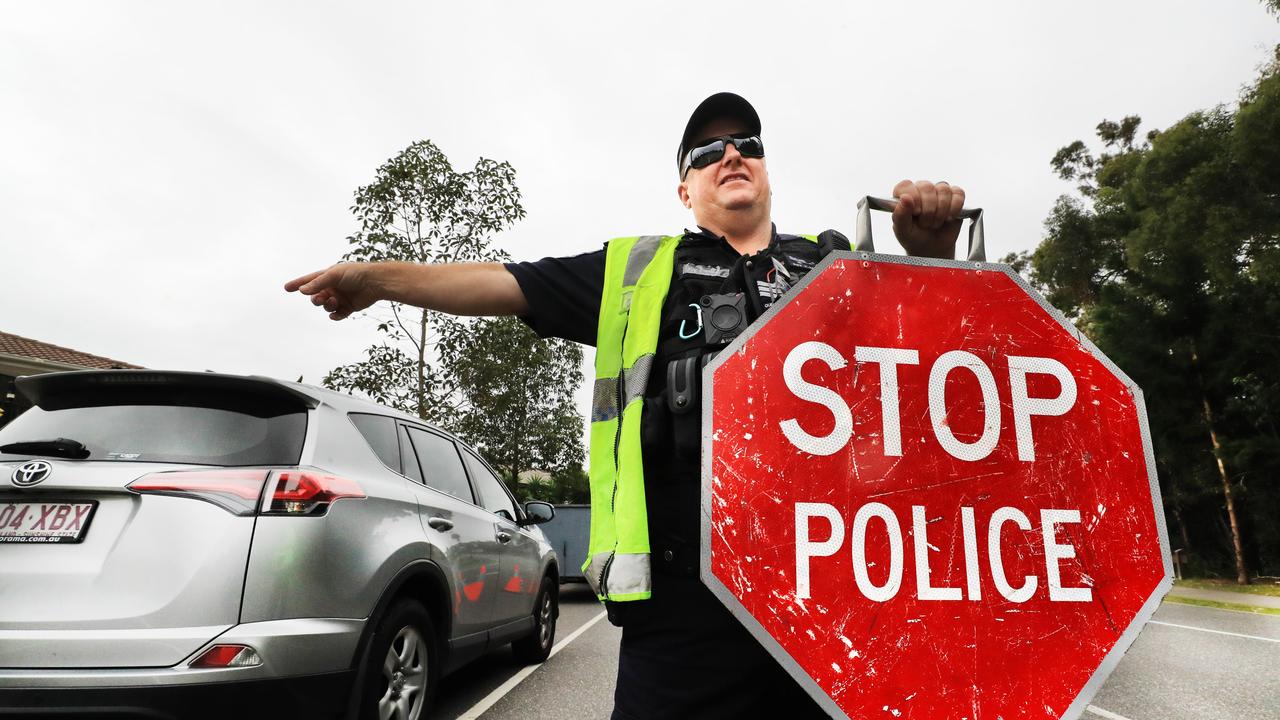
[323,141,588,489]
[323,140,524,426]
[516,465,591,505]
[444,316,585,494]
[322,343,418,413]
[343,140,525,267]
[1024,50,1280,580]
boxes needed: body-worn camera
[699,293,748,346]
[665,293,748,416]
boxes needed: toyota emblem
[11,460,52,487]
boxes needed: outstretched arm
[284,261,529,321]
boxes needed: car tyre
[359,598,438,720]
[511,576,557,664]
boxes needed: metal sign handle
[855,196,987,262]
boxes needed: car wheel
[512,575,557,663]
[360,599,438,720]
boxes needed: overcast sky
[3,1,1277,427]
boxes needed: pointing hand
[283,262,381,321]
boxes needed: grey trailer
[541,504,590,583]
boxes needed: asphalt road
[434,583,617,720]
[1086,602,1280,720]
[433,588,1280,720]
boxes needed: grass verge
[1174,578,1280,598]
[1164,595,1280,616]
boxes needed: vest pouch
[671,409,701,461]
[656,354,706,461]
[640,395,670,453]
[665,356,699,415]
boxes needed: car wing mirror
[518,501,555,526]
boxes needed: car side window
[406,427,475,504]
[349,413,401,473]
[399,426,425,484]
[463,451,518,521]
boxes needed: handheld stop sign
[701,197,1171,720]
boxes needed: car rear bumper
[0,617,366,717]
[0,670,354,719]
[0,617,365,684]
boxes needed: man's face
[677,117,770,220]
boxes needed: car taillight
[127,469,271,516]
[128,467,364,516]
[262,470,364,516]
[190,644,262,668]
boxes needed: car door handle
[496,531,512,543]
[427,517,454,532]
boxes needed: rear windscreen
[0,405,306,466]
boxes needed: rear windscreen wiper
[0,437,90,459]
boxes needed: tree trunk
[1173,504,1193,554]
[417,308,428,420]
[1190,343,1248,585]
[505,400,527,497]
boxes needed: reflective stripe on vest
[584,232,821,602]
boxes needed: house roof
[0,331,143,370]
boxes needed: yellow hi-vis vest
[584,232,822,602]
[585,235,679,601]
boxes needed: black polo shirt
[506,227,847,576]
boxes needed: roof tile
[0,331,144,370]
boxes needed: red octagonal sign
[703,252,1171,719]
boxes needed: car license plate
[0,501,97,544]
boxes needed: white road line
[1149,619,1280,644]
[1086,705,1135,720]
[455,610,609,720]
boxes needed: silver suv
[0,370,560,719]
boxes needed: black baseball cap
[677,92,762,173]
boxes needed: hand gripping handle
[854,196,987,262]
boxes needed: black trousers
[609,572,832,720]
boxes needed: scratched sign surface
[702,254,1170,720]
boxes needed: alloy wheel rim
[538,592,554,648]
[379,625,427,720]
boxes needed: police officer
[286,92,968,719]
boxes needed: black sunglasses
[680,134,765,178]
